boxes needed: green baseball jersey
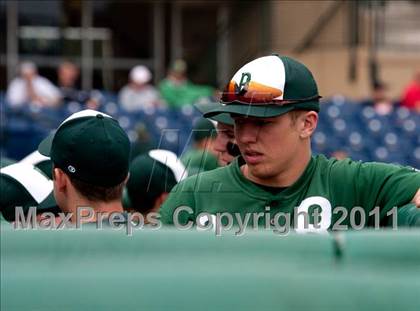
[181,149,219,176]
[160,155,420,230]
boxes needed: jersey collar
[229,156,317,201]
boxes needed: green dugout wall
[1,226,420,310]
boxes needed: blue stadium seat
[2,96,419,166]
[102,101,120,116]
[65,101,83,115]
[400,118,417,136]
[410,147,420,169]
[347,131,375,157]
[372,146,391,162]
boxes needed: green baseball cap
[204,54,321,119]
[1,157,16,168]
[38,109,131,187]
[124,149,187,212]
[20,150,53,179]
[192,118,217,142]
[194,101,234,126]
[0,162,58,221]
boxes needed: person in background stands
[361,81,395,116]
[6,62,61,108]
[401,70,420,113]
[159,59,214,109]
[57,61,101,109]
[119,65,164,112]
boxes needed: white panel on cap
[59,109,112,127]
[148,149,188,183]
[20,150,50,165]
[231,55,285,100]
[1,163,53,204]
[209,120,217,128]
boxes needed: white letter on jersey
[295,196,331,234]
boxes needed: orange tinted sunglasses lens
[221,80,283,104]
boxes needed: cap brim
[37,133,55,156]
[1,157,16,168]
[203,103,295,119]
[37,190,57,210]
[194,102,234,125]
[210,113,235,125]
[122,188,132,209]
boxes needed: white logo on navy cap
[68,165,76,173]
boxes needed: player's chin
[219,159,229,166]
[219,154,233,166]
[248,163,271,178]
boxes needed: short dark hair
[373,81,387,91]
[53,164,125,202]
[289,110,307,126]
[127,159,177,214]
[193,118,216,143]
[69,176,125,202]
[129,192,157,215]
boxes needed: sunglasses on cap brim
[220,80,321,106]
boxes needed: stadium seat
[2,98,419,167]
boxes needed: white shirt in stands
[118,84,164,111]
[6,76,61,107]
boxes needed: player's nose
[235,122,259,144]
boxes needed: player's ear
[300,111,318,139]
[153,192,170,212]
[53,167,68,193]
[411,188,420,208]
[123,173,130,185]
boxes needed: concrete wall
[284,48,420,100]
[266,1,420,99]
[270,0,344,52]
[228,2,266,72]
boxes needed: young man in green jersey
[123,149,187,221]
[181,118,219,175]
[37,109,131,226]
[194,101,239,166]
[160,54,420,232]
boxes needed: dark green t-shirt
[160,155,420,230]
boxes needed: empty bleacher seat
[2,97,418,167]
